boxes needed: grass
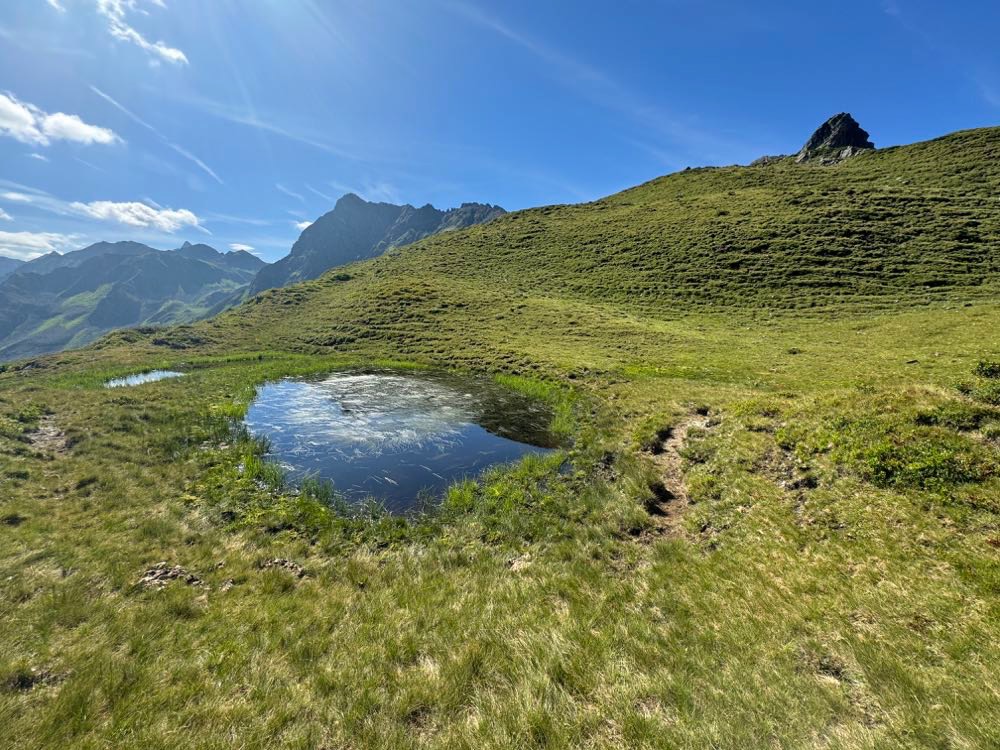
[1,126,999,748]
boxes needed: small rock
[260,558,306,578]
[138,561,203,590]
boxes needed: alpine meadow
[1,3,999,749]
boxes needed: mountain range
[0,195,503,361]
[0,241,265,361]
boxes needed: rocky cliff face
[250,194,505,294]
[795,113,875,164]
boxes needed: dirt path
[645,414,710,533]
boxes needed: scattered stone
[219,578,235,592]
[260,558,306,578]
[138,561,203,590]
[1,513,26,526]
[796,113,875,164]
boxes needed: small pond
[105,370,185,388]
[243,370,558,512]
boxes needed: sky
[1,0,999,263]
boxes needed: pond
[105,370,185,388]
[243,370,558,512]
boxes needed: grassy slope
[0,128,999,749]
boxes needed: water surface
[244,371,556,512]
[105,370,185,388]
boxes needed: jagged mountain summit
[795,112,875,164]
[750,113,876,166]
[250,194,505,294]
[0,240,266,361]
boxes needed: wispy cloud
[202,212,278,228]
[294,220,313,231]
[154,89,376,162]
[328,180,402,204]
[977,80,1000,109]
[1,192,36,203]
[0,230,79,260]
[96,0,188,65]
[27,153,49,162]
[46,0,66,13]
[306,184,335,202]
[0,209,11,221]
[90,86,223,184]
[0,91,121,146]
[276,183,305,202]
[229,243,254,252]
[441,1,753,162]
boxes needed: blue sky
[1,0,998,263]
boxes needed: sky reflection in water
[244,372,555,512]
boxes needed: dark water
[105,370,185,388]
[243,371,557,512]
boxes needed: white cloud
[27,153,49,162]
[294,221,313,231]
[0,230,77,260]
[0,209,11,221]
[96,0,188,65]
[1,192,34,203]
[42,111,120,145]
[46,0,66,12]
[71,200,201,232]
[0,91,120,146]
[90,86,223,184]
[229,243,254,252]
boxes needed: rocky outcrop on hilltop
[795,113,875,164]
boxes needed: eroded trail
[645,413,710,533]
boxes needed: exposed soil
[27,416,68,455]
[644,413,710,534]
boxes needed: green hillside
[1,126,999,749]
[106,125,999,365]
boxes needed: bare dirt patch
[644,413,711,535]
[28,415,68,455]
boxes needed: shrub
[974,360,1000,379]
[867,434,994,490]
[972,380,1000,406]
[914,401,994,431]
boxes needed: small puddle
[105,370,185,388]
[244,370,557,512]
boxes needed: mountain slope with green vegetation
[1,123,999,750]
[0,241,266,361]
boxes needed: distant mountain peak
[796,113,875,164]
[249,193,505,294]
